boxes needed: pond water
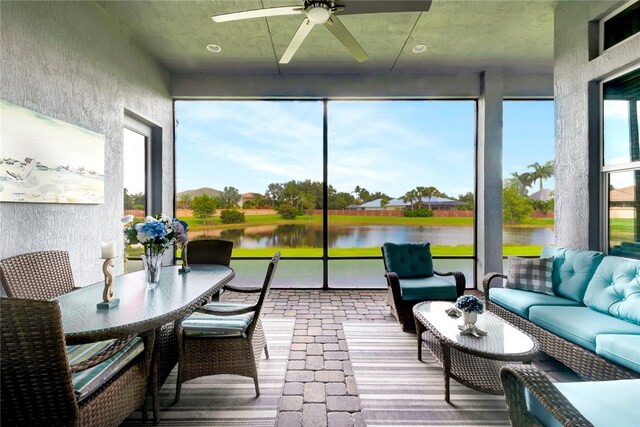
[190,224,554,248]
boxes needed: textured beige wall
[0,1,173,286]
[554,1,640,250]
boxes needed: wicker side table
[413,301,540,403]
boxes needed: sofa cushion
[583,256,640,325]
[528,306,640,351]
[540,246,604,302]
[489,287,582,318]
[399,276,457,301]
[182,303,255,338]
[525,379,640,427]
[506,256,554,295]
[596,334,640,374]
[382,242,433,278]
[69,337,144,401]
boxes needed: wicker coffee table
[413,301,540,402]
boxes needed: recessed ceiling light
[206,44,222,53]
[412,44,427,54]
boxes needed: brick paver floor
[224,289,394,427]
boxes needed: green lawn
[176,244,543,258]
[609,218,635,244]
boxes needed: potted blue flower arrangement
[122,214,189,287]
[455,295,484,325]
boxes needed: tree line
[173,159,552,224]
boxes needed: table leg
[415,319,426,361]
[440,342,451,403]
[150,326,161,425]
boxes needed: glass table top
[55,265,233,337]
[413,301,537,357]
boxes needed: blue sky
[175,100,555,199]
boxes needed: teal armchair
[382,242,465,332]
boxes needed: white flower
[144,215,155,223]
[121,214,134,224]
[137,230,151,243]
[160,213,171,222]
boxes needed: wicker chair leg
[253,375,260,397]
[174,379,182,404]
[140,400,148,423]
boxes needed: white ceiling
[98,0,556,75]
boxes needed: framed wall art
[0,100,105,204]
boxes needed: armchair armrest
[434,270,466,297]
[500,365,593,427]
[197,304,257,316]
[482,273,507,302]
[69,335,137,373]
[222,284,262,293]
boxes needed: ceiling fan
[211,1,432,64]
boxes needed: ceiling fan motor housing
[305,1,332,24]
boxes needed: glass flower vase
[141,252,163,288]
[462,311,478,326]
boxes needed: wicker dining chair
[174,252,280,401]
[1,297,151,426]
[0,250,78,299]
[184,239,234,266]
[155,239,236,391]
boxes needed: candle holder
[179,242,190,274]
[97,258,119,310]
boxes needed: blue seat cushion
[183,303,255,338]
[68,337,144,401]
[399,276,457,301]
[526,378,640,427]
[596,334,640,374]
[583,255,640,325]
[383,242,433,278]
[540,246,604,302]
[489,287,582,319]
[528,306,640,351]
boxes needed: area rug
[343,322,510,427]
[124,318,294,426]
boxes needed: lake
[189,224,554,248]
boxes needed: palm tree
[415,186,426,208]
[402,190,419,210]
[527,161,554,193]
[511,172,533,188]
[422,186,441,210]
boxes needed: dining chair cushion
[182,302,255,338]
[68,337,144,401]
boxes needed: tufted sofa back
[382,242,433,278]
[541,246,604,302]
[584,256,640,325]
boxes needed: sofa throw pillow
[507,256,554,295]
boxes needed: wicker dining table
[54,264,235,423]
[413,301,540,403]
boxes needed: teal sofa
[500,365,640,427]
[483,246,640,381]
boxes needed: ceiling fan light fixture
[206,44,222,53]
[306,3,331,24]
[412,44,427,54]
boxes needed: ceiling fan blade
[212,6,304,23]
[335,0,432,15]
[279,18,315,64]
[323,15,368,63]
